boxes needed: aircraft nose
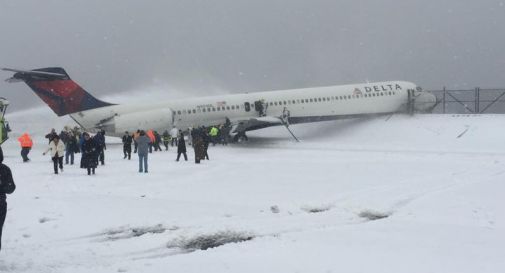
[413,91,437,112]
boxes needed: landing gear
[233,131,249,142]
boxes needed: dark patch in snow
[456,126,469,138]
[39,217,55,223]
[301,205,332,213]
[99,224,177,241]
[270,205,280,213]
[167,231,254,251]
[358,210,391,221]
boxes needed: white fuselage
[70,81,421,136]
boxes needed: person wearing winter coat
[17,132,33,162]
[133,130,140,153]
[162,130,171,150]
[122,131,133,160]
[43,135,65,174]
[94,130,106,165]
[65,131,78,165]
[146,129,155,153]
[153,131,162,152]
[80,132,99,175]
[202,127,210,160]
[136,130,151,173]
[45,128,58,144]
[191,127,204,164]
[176,130,188,161]
[170,126,178,147]
[0,146,15,252]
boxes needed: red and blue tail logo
[4,67,114,116]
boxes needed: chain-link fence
[427,88,505,114]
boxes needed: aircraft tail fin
[2,67,114,116]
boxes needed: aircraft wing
[230,116,284,133]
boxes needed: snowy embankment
[1,107,504,273]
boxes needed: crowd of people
[15,124,232,175]
[1,123,235,252]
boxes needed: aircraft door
[254,100,266,116]
[244,102,251,112]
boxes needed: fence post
[475,87,480,114]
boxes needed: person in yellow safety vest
[209,126,219,145]
[17,133,33,162]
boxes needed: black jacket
[177,136,187,153]
[122,135,133,145]
[81,138,99,169]
[0,163,15,201]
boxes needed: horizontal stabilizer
[1,67,114,116]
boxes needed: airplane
[2,67,436,141]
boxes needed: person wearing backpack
[0,146,16,251]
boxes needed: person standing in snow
[17,132,33,162]
[64,131,78,165]
[162,130,171,151]
[0,146,15,252]
[132,130,140,153]
[191,127,204,164]
[43,135,65,174]
[94,129,106,165]
[122,131,132,160]
[153,131,162,152]
[170,126,178,147]
[136,130,151,173]
[146,129,155,153]
[176,130,188,161]
[202,127,210,160]
[81,132,99,175]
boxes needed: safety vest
[146,130,155,142]
[18,133,33,148]
[209,127,219,137]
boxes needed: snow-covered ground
[1,108,504,273]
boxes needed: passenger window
[177,110,181,115]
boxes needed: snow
[1,109,504,273]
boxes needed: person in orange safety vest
[146,130,155,153]
[17,133,33,162]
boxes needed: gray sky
[1,0,504,112]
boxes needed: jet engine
[99,108,173,135]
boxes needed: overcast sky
[1,0,504,112]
